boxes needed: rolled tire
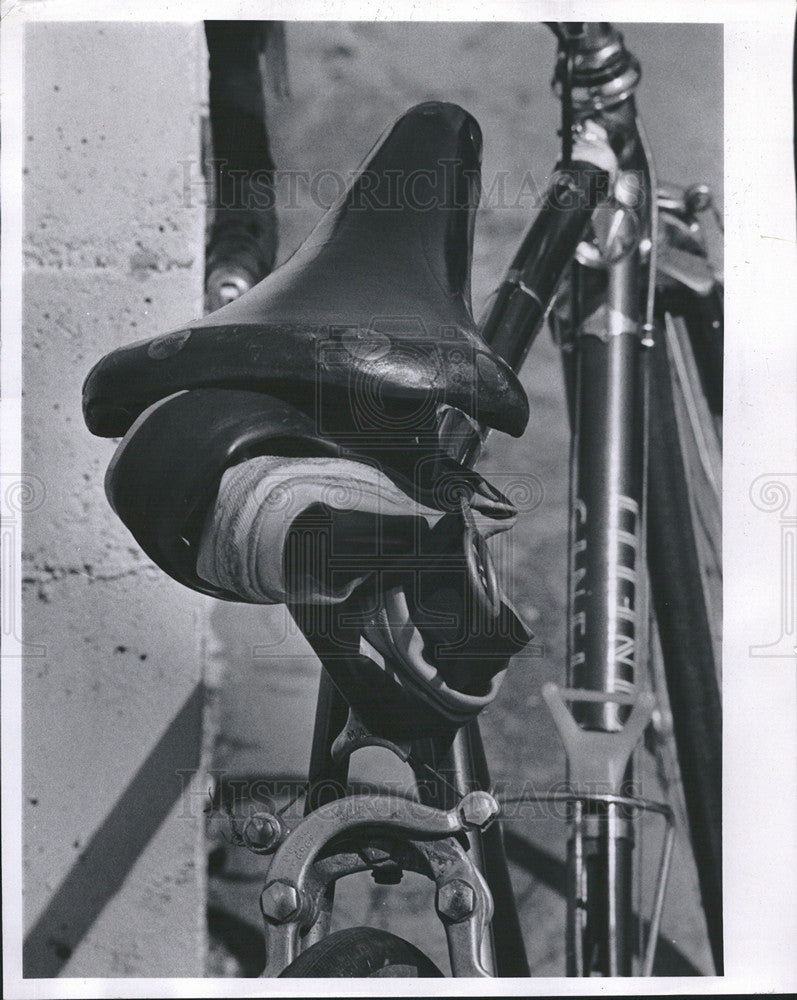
[277,926,444,977]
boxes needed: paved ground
[204,20,722,978]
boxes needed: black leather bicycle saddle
[82,102,529,440]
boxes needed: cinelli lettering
[613,496,640,673]
[569,496,642,674]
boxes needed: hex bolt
[360,837,395,865]
[436,878,476,922]
[260,879,302,924]
[242,811,284,853]
[685,182,713,215]
[458,790,500,831]
[614,169,643,210]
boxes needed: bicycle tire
[646,283,723,974]
[276,926,445,978]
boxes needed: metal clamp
[540,683,675,975]
[576,302,640,343]
[542,683,655,795]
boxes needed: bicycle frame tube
[439,159,611,469]
[410,723,530,977]
[300,670,351,950]
[568,207,646,725]
[564,190,648,976]
[481,162,611,372]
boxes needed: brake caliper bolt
[436,878,476,922]
[260,879,302,924]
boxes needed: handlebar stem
[553,22,641,113]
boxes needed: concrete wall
[22,22,209,977]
